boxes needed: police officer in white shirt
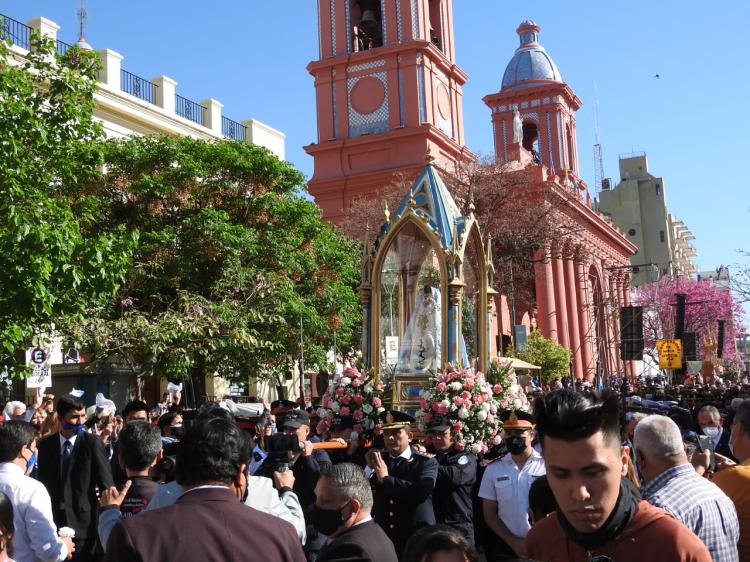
[478,410,545,561]
[0,421,74,561]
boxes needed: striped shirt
[642,463,739,562]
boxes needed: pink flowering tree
[317,366,386,437]
[416,361,529,455]
[634,275,745,368]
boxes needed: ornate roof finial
[76,0,93,50]
[384,200,391,224]
[467,187,476,216]
[425,146,435,164]
[408,183,416,208]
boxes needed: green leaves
[507,331,570,383]
[63,135,361,382]
[0,32,128,373]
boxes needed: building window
[655,184,661,196]
[660,230,665,242]
[628,228,636,237]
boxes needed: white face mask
[703,426,720,439]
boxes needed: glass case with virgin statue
[359,164,495,413]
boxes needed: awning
[499,357,542,370]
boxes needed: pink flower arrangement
[317,367,386,434]
[416,362,529,455]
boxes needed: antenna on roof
[592,81,606,193]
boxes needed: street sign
[30,348,47,365]
[657,339,682,369]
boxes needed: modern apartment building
[599,153,697,286]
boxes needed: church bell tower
[305,0,472,223]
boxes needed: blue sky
[5,1,749,277]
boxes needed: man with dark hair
[104,418,305,562]
[524,390,711,562]
[313,463,397,562]
[427,415,476,543]
[365,410,437,557]
[37,395,114,562]
[111,400,150,487]
[713,399,750,560]
[0,421,74,561]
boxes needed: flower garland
[416,361,529,454]
[317,366,386,435]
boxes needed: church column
[552,244,569,350]
[534,247,557,342]
[575,257,594,381]
[565,251,583,379]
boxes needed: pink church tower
[483,20,582,179]
[305,0,472,223]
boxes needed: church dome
[501,21,562,91]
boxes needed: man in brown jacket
[524,390,711,562]
[104,417,305,562]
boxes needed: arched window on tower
[522,121,541,164]
[352,0,383,52]
[428,0,445,52]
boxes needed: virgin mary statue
[396,284,441,374]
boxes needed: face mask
[311,502,349,536]
[63,422,84,434]
[703,426,720,439]
[25,451,37,474]
[170,425,185,440]
[505,436,527,456]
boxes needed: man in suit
[313,463,397,562]
[104,416,305,562]
[37,395,114,562]
[365,410,438,557]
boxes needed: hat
[379,410,414,430]
[500,410,534,429]
[426,415,452,432]
[282,409,310,429]
[331,415,354,430]
[270,399,298,414]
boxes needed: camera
[684,431,716,472]
[255,434,303,477]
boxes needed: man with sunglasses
[525,389,711,562]
[479,410,545,561]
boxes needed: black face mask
[505,436,527,455]
[170,425,185,440]
[311,502,349,536]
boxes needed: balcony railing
[175,94,205,126]
[120,69,158,105]
[0,14,31,50]
[222,116,246,141]
[55,39,72,57]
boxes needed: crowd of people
[0,378,747,562]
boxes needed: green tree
[0,32,136,372]
[61,135,361,388]
[507,330,570,383]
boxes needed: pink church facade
[306,4,636,381]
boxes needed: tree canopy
[633,275,744,368]
[0,32,136,372]
[61,135,362,384]
[506,330,570,383]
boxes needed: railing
[120,69,158,105]
[175,94,205,125]
[222,116,246,141]
[55,39,72,57]
[0,14,31,50]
